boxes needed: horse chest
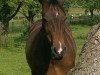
[47,62,67,75]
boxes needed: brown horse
[25,0,76,75]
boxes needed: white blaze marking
[58,41,62,54]
[56,12,58,17]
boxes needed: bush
[68,14,100,25]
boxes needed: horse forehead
[55,12,59,17]
[47,7,61,18]
[53,37,64,44]
[47,10,59,18]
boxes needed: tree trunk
[68,23,100,75]
[0,21,9,45]
[89,9,94,17]
[28,9,34,26]
[2,21,9,35]
[0,2,22,45]
[22,9,35,27]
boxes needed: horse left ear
[57,0,65,6]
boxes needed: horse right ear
[39,0,49,15]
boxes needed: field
[0,19,91,75]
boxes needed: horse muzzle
[51,46,66,60]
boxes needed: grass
[0,20,91,75]
[0,47,31,75]
[70,25,91,62]
[0,20,31,75]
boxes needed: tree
[68,23,100,75]
[0,0,22,35]
[63,0,73,13]
[20,0,41,26]
[76,0,100,17]
[0,0,22,44]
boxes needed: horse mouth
[51,47,66,60]
[51,54,63,60]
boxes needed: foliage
[20,0,41,22]
[76,0,100,16]
[77,0,100,10]
[0,0,22,22]
[69,14,100,25]
[0,0,22,39]
[63,0,73,13]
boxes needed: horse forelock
[44,4,66,40]
[41,1,66,48]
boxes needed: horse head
[42,0,67,60]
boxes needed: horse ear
[40,0,49,16]
[57,0,65,6]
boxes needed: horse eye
[47,34,52,43]
[64,17,67,21]
[43,18,48,23]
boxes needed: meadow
[0,19,91,75]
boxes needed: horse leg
[31,70,38,75]
[31,70,46,75]
[31,71,39,75]
[31,71,33,75]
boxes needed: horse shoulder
[25,20,42,57]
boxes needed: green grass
[70,25,91,63]
[0,20,91,75]
[0,47,31,75]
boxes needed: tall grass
[0,19,91,75]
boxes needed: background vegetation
[0,0,100,75]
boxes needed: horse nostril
[51,46,58,55]
[61,47,67,54]
[51,46,66,60]
[64,47,66,50]
[53,47,58,54]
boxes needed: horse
[25,0,76,75]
